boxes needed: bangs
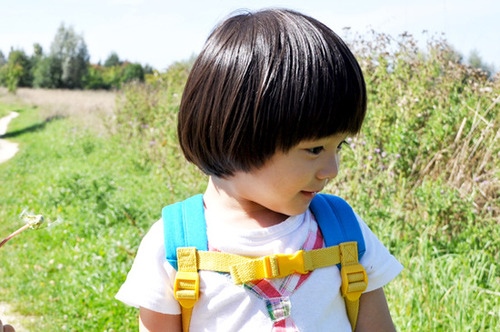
[178,9,366,177]
[254,11,367,151]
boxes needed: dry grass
[419,96,500,215]
[0,87,117,134]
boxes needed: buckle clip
[263,250,307,279]
[340,263,368,302]
[174,271,200,308]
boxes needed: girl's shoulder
[135,219,165,262]
[353,213,403,291]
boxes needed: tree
[0,51,6,86]
[121,63,145,84]
[0,50,6,67]
[82,64,111,90]
[33,43,43,58]
[30,43,45,87]
[1,49,32,92]
[32,56,61,88]
[49,23,90,89]
[104,52,121,67]
[468,49,495,77]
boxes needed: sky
[1,0,499,71]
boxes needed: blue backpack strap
[162,194,207,270]
[310,194,366,262]
[163,193,365,269]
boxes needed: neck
[203,177,288,229]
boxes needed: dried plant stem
[0,224,31,248]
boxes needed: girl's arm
[355,287,397,332]
[139,307,181,332]
[0,319,16,332]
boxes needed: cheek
[274,169,309,191]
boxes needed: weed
[0,32,498,331]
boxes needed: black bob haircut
[178,8,367,177]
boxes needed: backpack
[163,193,368,331]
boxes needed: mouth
[301,190,320,198]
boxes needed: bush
[1,31,498,331]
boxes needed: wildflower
[20,211,45,230]
[0,210,61,249]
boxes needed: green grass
[0,102,20,118]
[0,102,203,330]
[388,248,498,331]
[0,34,499,331]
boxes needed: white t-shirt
[116,207,403,331]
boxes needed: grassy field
[0,85,206,331]
[0,32,499,331]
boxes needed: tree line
[0,23,153,92]
[1,24,495,94]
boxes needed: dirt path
[0,111,29,330]
[0,90,116,330]
[0,302,26,330]
[0,112,20,164]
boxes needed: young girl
[116,8,403,331]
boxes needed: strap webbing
[243,222,323,331]
[339,242,368,331]
[310,194,365,258]
[174,243,367,331]
[164,194,207,270]
[190,246,343,284]
[167,194,367,331]
[174,248,200,332]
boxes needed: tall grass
[0,32,498,331]
[337,31,499,331]
[0,74,202,330]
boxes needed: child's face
[228,133,348,217]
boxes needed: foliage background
[0,24,150,93]
[0,32,498,331]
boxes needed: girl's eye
[307,146,324,155]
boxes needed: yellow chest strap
[174,241,367,331]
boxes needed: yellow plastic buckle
[341,263,368,302]
[263,250,307,279]
[174,271,200,309]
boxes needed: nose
[316,152,339,180]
